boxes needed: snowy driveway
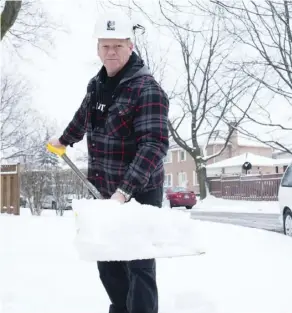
[1,208,292,313]
[191,211,282,232]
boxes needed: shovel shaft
[47,143,102,199]
[62,154,102,199]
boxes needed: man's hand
[48,138,65,148]
[110,191,126,204]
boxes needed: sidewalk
[193,195,280,214]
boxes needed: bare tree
[168,14,261,199]
[49,167,91,215]
[18,122,62,215]
[209,0,292,154]
[1,0,63,53]
[20,167,50,215]
[133,30,170,86]
[0,72,40,160]
[128,0,292,155]
[0,72,57,161]
[1,0,22,40]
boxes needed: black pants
[97,187,162,313]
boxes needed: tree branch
[1,0,22,40]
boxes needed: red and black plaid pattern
[59,67,169,198]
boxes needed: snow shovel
[47,143,205,261]
[46,143,102,199]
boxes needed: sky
[5,0,173,124]
[2,0,291,160]
[2,0,175,159]
[2,0,180,159]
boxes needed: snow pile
[73,198,204,261]
[1,209,292,312]
[194,195,280,214]
[206,152,286,168]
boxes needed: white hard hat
[93,11,134,39]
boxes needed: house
[272,149,292,160]
[163,130,274,193]
[206,152,291,176]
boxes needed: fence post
[260,173,263,201]
[0,163,20,215]
[239,175,242,200]
[15,163,20,215]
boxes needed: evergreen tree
[37,130,59,168]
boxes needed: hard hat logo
[107,21,115,31]
[93,11,134,39]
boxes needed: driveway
[190,211,283,233]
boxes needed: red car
[165,187,197,209]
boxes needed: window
[281,165,292,187]
[178,150,186,162]
[164,174,173,187]
[171,186,187,192]
[178,172,187,187]
[193,171,198,186]
[163,151,172,163]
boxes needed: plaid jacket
[59,54,169,198]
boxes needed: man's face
[98,38,133,76]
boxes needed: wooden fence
[0,164,20,215]
[208,173,283,201]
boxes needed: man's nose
[107,47,117,56]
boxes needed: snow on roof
[0,163,19,174]
[206,152,291,169]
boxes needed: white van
[278,163,292,236]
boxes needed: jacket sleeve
[59,82,92,146]
[118,82,169,196]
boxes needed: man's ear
[128,39,134,52]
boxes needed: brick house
[163,130,274,193]
[272,149,292,160]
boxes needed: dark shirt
[91,53,137,129]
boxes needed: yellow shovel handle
[46,143,66,157]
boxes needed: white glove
[49,137,64,148]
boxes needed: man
[49,11,169,313]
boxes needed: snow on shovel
[47,143,205,261]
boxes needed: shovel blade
[72,198,205,261]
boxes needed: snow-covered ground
[193,195,280,214]
[1,206,292,313]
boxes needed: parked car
[165,186,197,209]
[278,163,292,236]
[19,195,27,208]
[42,193,75,211]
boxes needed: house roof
[206,152,292,169]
